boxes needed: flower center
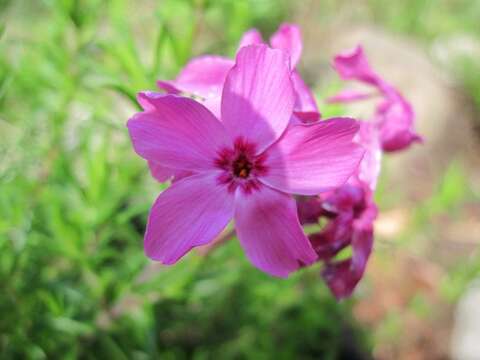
[232,154,253,179]
[214,137,268,194]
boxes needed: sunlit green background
[1,0,479,358]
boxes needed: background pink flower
[158,23,320,123]
[329,45,422,152]
[296,120,382,299]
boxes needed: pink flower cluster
[127,24,420,299]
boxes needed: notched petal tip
[270,23,303,68]
[156,80,181,94]
[332,44,379,86]
[238,28,263,49]
[234,43,292,71]
[335,44,364,60]
[333,44,365,70]
[137,91,187,111]
[136,91,171,111]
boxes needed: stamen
[239,168,248,178]
[214,137,268,193]
[232,154,253,179]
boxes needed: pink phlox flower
[298,183,377,300]
[128,45,365,278]
[329,45,422,152]
[296,121,381,299]
[319,184,377,300]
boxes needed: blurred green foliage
[0,0,371,358]
[367,0,480,39]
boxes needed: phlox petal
[234,185,317,278]
[260,118,365,195]
[221,45,295,152]
[145,173,234,264]
[127,94,230,172]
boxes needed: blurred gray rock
[451,282,480,360]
